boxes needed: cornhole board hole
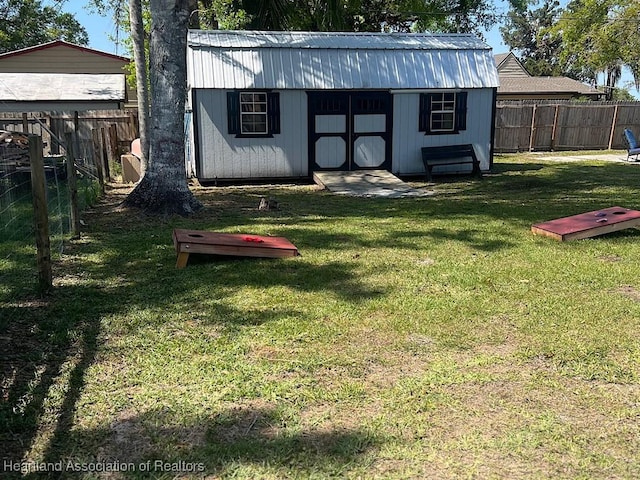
[531,206,640,241]
[173,228,299,268]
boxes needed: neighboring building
[0,73,126,111]
[186,30,500,181]
[495,52,603,101]
[0,40,134,110]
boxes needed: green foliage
[201,0,500,34]
[0,0,88,53]
[608,86,637,101]
[552,0,639,94]
[196,0,249,29]
[500,0,639,97]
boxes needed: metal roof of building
[0,73,126,101]
[187,30,500,90]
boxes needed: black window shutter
[418,93,431,132]
[227,91,240,135]
[455,91,468,132]
[267,92,280,135]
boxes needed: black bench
[421,144,481,181]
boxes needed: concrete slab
[313,170,433,198]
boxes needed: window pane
[239,92,268,134]
[431,112,454,131]
[427,92,457,132]
[241,114,267,133]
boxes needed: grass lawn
[2,154,640,479]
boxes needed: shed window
[419,92,467,135]
[227,91,280,137]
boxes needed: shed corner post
[489,87,498,170]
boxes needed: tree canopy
[196,0,500,35]
[500,0,564,76]
[501,0,640,96]
[0,0,88,53]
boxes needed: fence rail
[495,100,640,153]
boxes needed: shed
[186,30,500,181]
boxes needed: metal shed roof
[187,30,500,90]
[0,73,125,101]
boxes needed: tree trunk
[129,0,150,172]
[124,0,202,216]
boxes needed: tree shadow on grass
[0,211,384,474]
[180,160,640,256]
[26,405,380,479]
[4,158,640,476]
[0,287,104,477]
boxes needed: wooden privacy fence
[0,110,139,182]
[495,101,640,153]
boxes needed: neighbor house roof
[187,30,500,90]
[494,52,530,77]
[498,76,602,97]
[493,52,510,67]
[494,52,602,99]
[0,40,130,63]
[0,73,126,101]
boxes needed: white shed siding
[195,90,308,180]
[392,89,495,175]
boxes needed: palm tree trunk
[129,0,150,173]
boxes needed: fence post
[100,127,111,182]
[551,105,560,151]
[109,123,119,162]
[91,128,105,193]
[528,104,537,152]
[64,132,81,239]
[73,111,82,164]
[28,135,52,293]
[608,104,619,150]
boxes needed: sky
[59,0,638,99]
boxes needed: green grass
[2,154,640,479]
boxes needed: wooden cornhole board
[173,228,299,268]
[531,206,640,241]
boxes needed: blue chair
[623,128,640,161]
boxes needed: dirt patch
[209,399,279,443]
[599,254,623,262]
[616,285,640,302]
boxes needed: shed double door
[308,91,392,171]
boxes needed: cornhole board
[172,229,299,268]
[531,206,640,241]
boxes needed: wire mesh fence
[0,149,97,298]
[0,111,136,299]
